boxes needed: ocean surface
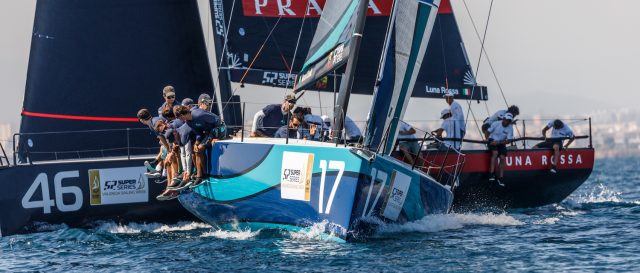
[1,156,638,272]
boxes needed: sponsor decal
[262,71,297,87]
[227,52,243,69]
[381,170,411,221]
[89,167,149,206]
[298,68,314,85]
[242,0,393,18]
[325,44,345,71]
[212,0,226,36]
[425,85,463,96]
[281,151,315,201]
[315,76,329,89]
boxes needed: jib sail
[365,0,442,153]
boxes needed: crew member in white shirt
[487,113,514,186]
[443,91,465,149]
[533,119,575,173]
[432,108,455,149]
[321,115,362,143]
[398,121,419,165]
[482,105,520,139]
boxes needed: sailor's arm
[541,126,550,139]
[250,110,265,137]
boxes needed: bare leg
[400,147,415,165]
[498,155,506,178]
[490,151,498,175]
[552,143,560,167]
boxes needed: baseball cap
[181,98,194,106]
[443,90,455,97]
[504,113,514,120]
[163,85,175,97]
[198,93,212,104]
[440,108,451,119]
[284,94,297,103]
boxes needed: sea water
[1,157,638,272]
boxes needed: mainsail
[210,0,486,100]
[20,0,216,161]
[365,0,442,153]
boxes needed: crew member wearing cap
[197,93,213,111]
[158,85,179,116]
[487,113,514,186]
[320,115,362,142]
[397,121,419,165]
[251,94,296,137]
[482,105,520,140]
[137,108,171,178]
[443,91,465,149]
[533,119,575,173]
[173,104,224,189]
[432,108,456,149]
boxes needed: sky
[1,0,639,136]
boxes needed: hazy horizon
[1,0,639,136]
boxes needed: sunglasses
[166,96,175,99]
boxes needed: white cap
[504,113,514,120]
[440,108,451,118]
[443,90,455,97]
[321,115,331,124]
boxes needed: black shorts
[488,143,507,156]
[536,139,563,149]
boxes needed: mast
[207,0,241,130]
[331,0,369,141]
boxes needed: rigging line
[437,15,449,84]
[286,1,311,93]
[212,0,237,95]
[462,0,494,145]
[222,16,284,113]
[463,0,522,140]
[462,0,509,108]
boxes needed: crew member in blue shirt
[137,108,170,178]
[487,113,514,186]
[251,94,296,137]
[158,85,179,116]
[174,104,224,188]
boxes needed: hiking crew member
[398,121,419,165]
[534,119,575,173]
[153,119,182,200]
[251,94,296,137]
[158,85,178,116]
[137,108,170,177]
[175,104,223,188]
[432,108,456,149]
[444,91,465,149]
[487,113,514,186]
[482,105,520,140]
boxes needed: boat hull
[0,158,195,236]
[178,140,453,241]
[403,148,595,209]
